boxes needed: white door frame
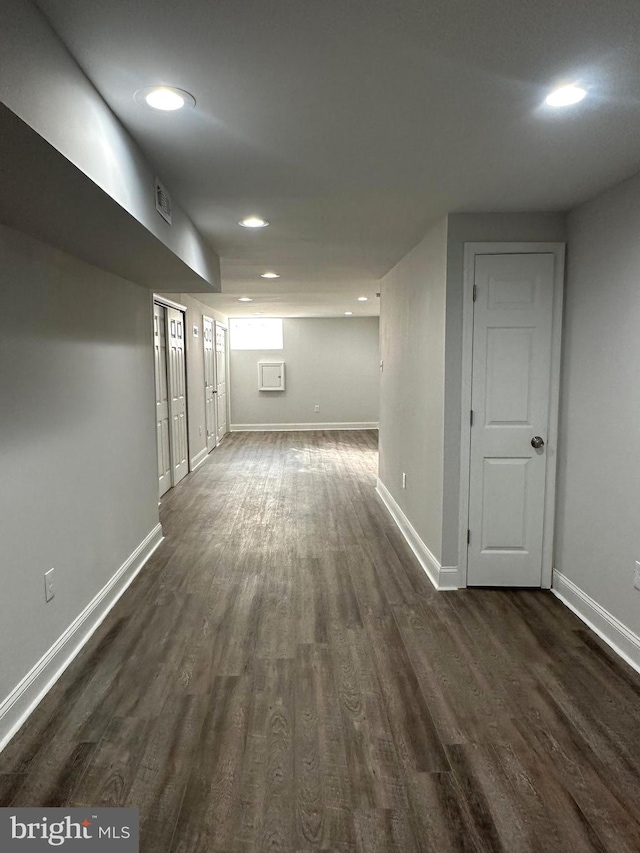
[152,294,187,314]
[223,323,230,435]
[214,321,229,442]
[154,302,171,499]
[203,315,218,452]
[458,242,565,589]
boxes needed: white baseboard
[0,523,164,755]
[552,570,640,676]
[190,446,209,471]
[437,565,462,590]
[231,422,379,432]
[375,479,460,591]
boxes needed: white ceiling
[34,0,640,317]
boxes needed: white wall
[229,317,379,428]
[0,223,159,715]
[555,171,640,640]
[378,213,568,571]
[379,218,448,562]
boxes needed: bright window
[229,317,283,350]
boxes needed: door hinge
[473,285,477,302]
[470,409,474,427]
[467,529,471,545]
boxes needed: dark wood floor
[1,431,640,851]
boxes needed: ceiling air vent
[155,178,172,225]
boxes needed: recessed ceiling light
[238,297,253,302]
[545,84,587,107]
[344,311,353,316]
[135,86,195,111]
[239,217,269,228]
[254,312,264,315]
[357,296,368,301]
[260,272,280,279]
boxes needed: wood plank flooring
[2,430,640,851]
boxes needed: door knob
[531,436,545,449]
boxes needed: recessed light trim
[238,297,253,302]
[344,311,353,316]
[239,217,269,228]
[545,84,587,107]
[260,272,280,279]
[135,86,196,111]
[357,296,368,301]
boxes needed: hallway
[1,431,639,851]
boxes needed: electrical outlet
[45,568,55,602]
[314,404,320,413]
[634,562,640,591]
[199,425,203,436]
[380,360,384,372]
[402,472,407,489]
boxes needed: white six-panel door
[467,252,557,587]
[154,303,172,498]
[215,323,228,442]
[203,316,217,453]
[167,306,189,486]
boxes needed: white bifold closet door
[215,323,228,441]
[154,303,171,498]
[154,302,189,498]
[203,316,217,453]
[166,306,189,487]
